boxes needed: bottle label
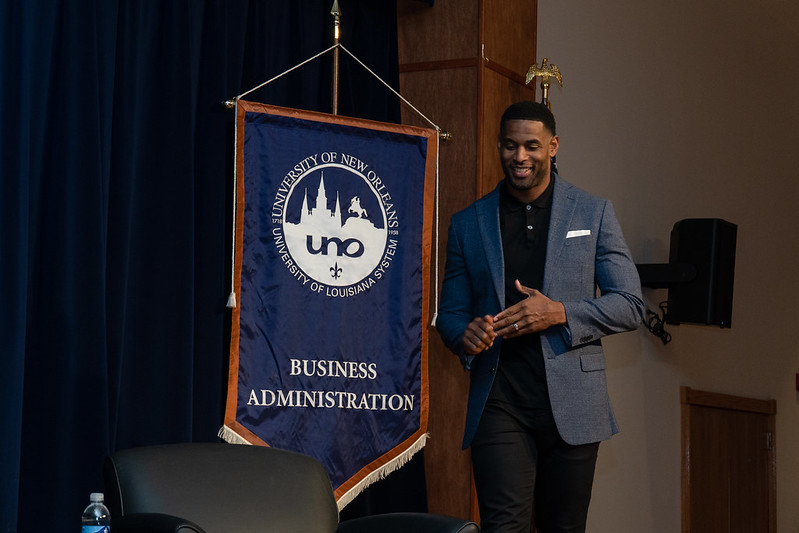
[82,527,109,533]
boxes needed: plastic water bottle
[81,492,110,532]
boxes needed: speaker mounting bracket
[636,263,697,289]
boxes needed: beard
[503,161,550,192]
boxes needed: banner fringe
[336,432,428,511]
[218,427,428,511]
[218,425,251,445]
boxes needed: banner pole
[331,0,341,115]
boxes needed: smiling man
[436,101,644,533]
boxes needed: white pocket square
[566,229,591,238]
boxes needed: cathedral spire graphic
[300,172,342,228]
[301,187,309,216]
[317,174,329,215]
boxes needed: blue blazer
[436,175,644,448]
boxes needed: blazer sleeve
[436,220,477,369]
[559,200,644,346]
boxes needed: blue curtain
[0,1,425,530]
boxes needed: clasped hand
[461,280,566,355]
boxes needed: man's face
[498,119,559,202]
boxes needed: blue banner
[222,101,435,507]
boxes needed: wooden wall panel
[396,68,479,198]
[398,63,478,523]
[483,0,538,74]
[397,0,537,522]
[397,1,480,64]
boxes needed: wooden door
[681,387,776,533]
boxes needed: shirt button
[527,225,533,230]
[526,205,532,210]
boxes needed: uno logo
[273,160,396,292]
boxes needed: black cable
[643,301,672,345]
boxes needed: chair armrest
[111,512,205,533]
[338,512,479,533]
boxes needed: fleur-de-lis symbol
[330,262,342,279]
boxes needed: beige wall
[537,1,799,531]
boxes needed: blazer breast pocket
[580,351,606,372]
[563,233,594,248]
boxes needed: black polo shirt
[488,177,554,409]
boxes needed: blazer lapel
[475,185,505,308]
[543,176,577,294]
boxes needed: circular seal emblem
[273,156,398,296]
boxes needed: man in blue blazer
[436,101,644,533]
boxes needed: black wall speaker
[666,218,737,327]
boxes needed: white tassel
[226,292,237,309]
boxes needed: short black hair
[500,101,556,136]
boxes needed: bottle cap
[90,492,104,502]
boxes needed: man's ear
[549,135,560,157]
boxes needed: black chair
[103,442,479,533]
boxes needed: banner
[221,101,435,507]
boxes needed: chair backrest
[104,442,339,533]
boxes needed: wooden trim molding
[399,57,529,88]
[681,386,777,414]
[484,59,528,87]
[399,57,481,74]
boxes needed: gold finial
[525,58,563,108]
[331,0,341,40]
